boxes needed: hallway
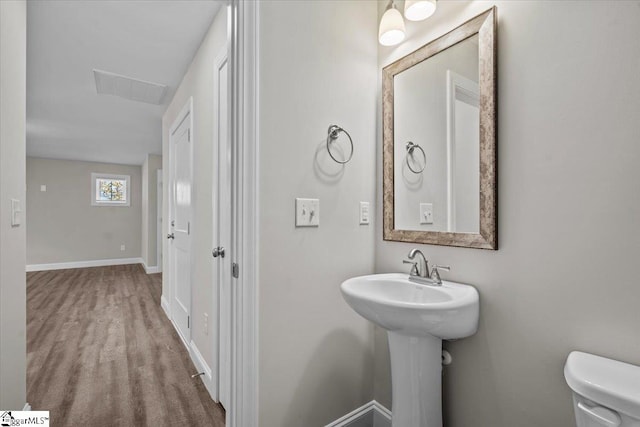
[26,265,225,427]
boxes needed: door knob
[212,247,225,258]
[167,233,175,240]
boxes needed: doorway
[6,1,260,425]
[446,70,480,233]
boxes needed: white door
[213,50,231,408]
[169,105,193,344]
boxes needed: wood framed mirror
[382,8,497,250]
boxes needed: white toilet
[565,351,640,427]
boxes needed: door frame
[446,70,479,233]
[228,1,259,426]
[157,168,163,273]
[167,97,194,349]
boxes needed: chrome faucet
[404,249,429,278]
[403,249,450,286]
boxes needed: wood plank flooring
[27,264,225,427]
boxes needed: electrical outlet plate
[420,203,434,224]
[295,198,319,227]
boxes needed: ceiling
[27,0,223,165]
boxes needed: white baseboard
[372,402,392,427]
[159,293,217,406]
[160,297,190,352]
[159,296,217,404]
[26,257,143,272]
[189,340,217,401]
[325,400,391,427]
[23,403,31,411]
[142,262,160,274]
[160,295,170,318]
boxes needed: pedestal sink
[340,273,479,427]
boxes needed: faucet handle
[403,260,419,276]
[430,265,450,284]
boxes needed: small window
[91,173,130,206]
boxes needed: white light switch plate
[359,202,370,225]
[40,185,47,192]
[296,198,319,227]
[11,199,21,227]
[420,203,434,224]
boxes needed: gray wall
[257,2,378,426]
[142,153,162,268]
[162,7,227,369]
[375,1,640,426]
[26,157,142,265]
[0,0,27,410]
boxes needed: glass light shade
[379,6,406,46]
[404,0,437,21]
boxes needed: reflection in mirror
[394,35,479,233]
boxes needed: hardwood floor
[27,264,225,427]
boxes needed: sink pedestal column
[388,331,442,427]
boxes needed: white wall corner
[22,403,31,411]
[189,340,217,402]
[26,257,144,272]
[372,401,392,427]
[142,261,160,274]
[325,400,391,427]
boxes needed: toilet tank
[565,351,640,427]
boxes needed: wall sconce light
[404,0,437,21]
[379,1,406,46]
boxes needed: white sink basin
[340,273,480,427]
[340,273,479,339]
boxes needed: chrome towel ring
[327,125,354,164]
[406,141,426,174]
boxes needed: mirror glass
[383,8,496,249]
[393,34,479,233]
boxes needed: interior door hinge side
[232,262,239,279]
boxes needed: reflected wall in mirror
[383,8,497,249]
[394,35,479,233]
